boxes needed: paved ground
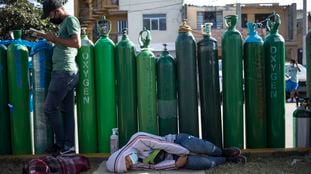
[90,153,311,174]
[88,102,301,173]
[2,149,310,174]
[285,102,297,148]
[0,103,305,174]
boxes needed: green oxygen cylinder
[77,28,97,153]
[264,13,285,148]
[7,30,31,154]
[175,20,199,136]
[306,30,311,98]
[222,15,244,148]
[157,44,177,136]
[137,28,158,134]
[197,23,222,147]
[32,40,53,154]
[94,17,117,153]
[244,22,266,148]
[115,29,137,146]
[0,44,11,154]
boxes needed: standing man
[286,59,301,103]
[39,0,81,155]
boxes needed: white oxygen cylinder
[110,128,119,153]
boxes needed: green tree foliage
[0,0,56,40]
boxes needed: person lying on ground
[105,132,246,173]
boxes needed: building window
[143,14,166,31]
[241,14,247,28]
[197,11,223,30]
[117,20,128,33]
[255,13,270,28]
[111,0,118,5]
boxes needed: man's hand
[175,155,187,169]
[37,32,57,43]
[36,32,81,48]
[295,63,301,72]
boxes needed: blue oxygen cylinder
[31,40,54,154]
[244,22,266,148]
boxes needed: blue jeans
[44,71,79,148]
[175,133,226,170]
[286,80,298,92]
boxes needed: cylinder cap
[224,15,238,29]
[163,43,167,51]
[12,30,22,40]
[247,22,256,35]
[202,23,213,36]
[178,19,192,32]
[138,27,151,48]
[266,12,281,34]
[96,16,111,36]
[81,27,87,35]
[122,28,128,36]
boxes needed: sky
[184,0,310,11]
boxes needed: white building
[119,0,184,54]
[63,0,75,16]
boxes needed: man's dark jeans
[44,71,79,148]
[175,133,226,170]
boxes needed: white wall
[119,0,184,51]
[64,0,75,16]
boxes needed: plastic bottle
[110,128,119,153]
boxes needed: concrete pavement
[89,103,299,173]
[285,102,297,148]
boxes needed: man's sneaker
[45,144,62,156]
[226,155,247,164]
[60,146,76,156]
[222,147,241,157]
